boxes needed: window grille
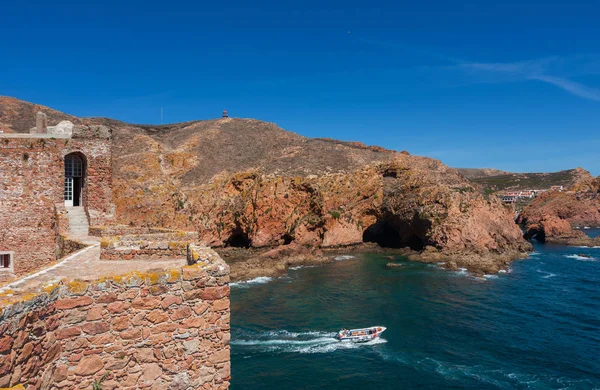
[65,155,83,178]
[0,253,12,270]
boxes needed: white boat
[336,326,386,343]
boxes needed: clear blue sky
[2,0,599,175]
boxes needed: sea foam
[334,255,355,261]
[230,276,274,288]
[565,254,597,261]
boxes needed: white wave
[289,265,315,270]
[565,254,597,261]
[583,226,591,229]
[230,276,274,288]
[483,274,498,279]
[498,268,512,274]
[575,246,600,249]
[334,255,355,261]
[454,267,468,276]
[536,269,557,279]
[529,252,540,256]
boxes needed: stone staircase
[66,206,89,237]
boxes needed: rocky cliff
[1,97,532,274]
[519,175,600,245]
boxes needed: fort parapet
[0,247,230,389]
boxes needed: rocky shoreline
[216,242,532,282]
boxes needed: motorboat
[336,326,386,343]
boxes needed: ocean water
[231,240,600,389]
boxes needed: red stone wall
[0,138,63,275]
[0,129,114,275]
[68,127,114,226]
[0,260,230,389]
[100,232,198,260]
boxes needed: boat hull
[336,326,386,343]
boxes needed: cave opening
[226,226,252,248]
[524,228,545,243]
[281,233,294,245]
[362,219,427,251]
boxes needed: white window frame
[64,155,83,207]
[0,251,14,273]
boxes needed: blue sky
[1,0,599,175]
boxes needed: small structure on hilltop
[222,109,229,118]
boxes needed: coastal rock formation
[519,175,600,245]
[1,97,532,275]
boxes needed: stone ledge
[0,254,229,320]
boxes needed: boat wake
[564,254,597,262]
[536,269,557,279]
[232,329,386,354]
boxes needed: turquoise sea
[231,228,600,389]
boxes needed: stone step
[66,207,90,237]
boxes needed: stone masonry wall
[0,130,114,275]
[0,138,63,275]
[0,253,230,389]
[100,232,197,260]
[90,226,178,237]
[69,126,114,226]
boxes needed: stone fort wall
[0,137,63,275]
[0,127,113,276]
[0,248,230,389]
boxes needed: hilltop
[456,168,512,179]
[460,168,593,192]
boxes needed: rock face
[519,176,600,245]
[1,97,532,273]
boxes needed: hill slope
[464,168,593,192]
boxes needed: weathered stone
[63,309,87,324]
[107,301,130,314]
[193,303,210,316]
[82,321,110,335]
[200,286,229,301]
[183,339,199,354]
[120,328,141,340]
[53,364,68,382]
[0,336,13,353]
[170,306,192,321]
[96,292,118,303]
[212,298,229,312]
[135,348,156,363]
[182,317,206,329]
[16,342,34,364]
[113,316,130,331]
[132,296,161,310]
[85,306,103,321]
[55,296,93,310]
[73,355,104,376]
[139,362,162,382]
[208,349,229,364]
[55,326,82,340]
[146,310,169,324]
[162,295,182,309]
